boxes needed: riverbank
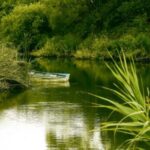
[0,45,29,90]
[31,50,150,62]
[30,33,150,61]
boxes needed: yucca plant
[90,52,150,149]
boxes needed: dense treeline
[0,0,150,59]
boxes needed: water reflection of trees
[33,58,150,88]
[45,102,104,150]
[0,59,149,149]
[0,88,106,149]
[32,58,114,88]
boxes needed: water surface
[0,59,149,150]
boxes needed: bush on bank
[0,3,51,53]
[0,43,28,90]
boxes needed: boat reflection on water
[30,81,70,88]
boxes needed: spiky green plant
[90,52,150,149]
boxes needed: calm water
[0,59,150,150]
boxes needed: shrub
[0,43,28,89]
[74,35,110,59]
[78,35,94,50]
[135,33,150,54]
[0,3,51,52]
[32,34,80,57]
[42,0,86,34]
[74,33,150,59]
[0,1,14,20]
[74,49,98,59]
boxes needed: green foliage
[0,43,28,89]
[32,34,80,57]
[105,35,138,57]
[41,0,88,35]
[74,33,150,59]
[0,42,17,61]
[0,0,150,58]
[0,1,14,20]
[136,33,150,54]
[90,53,150,149]
[0,3,51,52]
[74,35,110,59]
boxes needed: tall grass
[90,52,150,149]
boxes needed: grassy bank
[0,44,29,90]
[90,53,150,149]
[31,33,150,60]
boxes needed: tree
[0,2,51,52]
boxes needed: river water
[0,59,149,150]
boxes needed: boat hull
[29,72,70,83]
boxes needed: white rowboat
[29,71,70,82]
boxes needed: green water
[0,59,150,150]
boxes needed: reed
[90,52,150,149]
